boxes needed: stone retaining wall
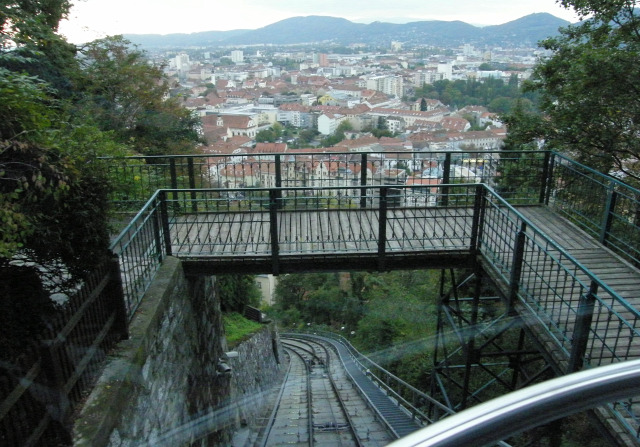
[73,257,228,446]
[72,257,284,446]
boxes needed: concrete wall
[72,257,284,446]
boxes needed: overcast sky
[59,0,581,44]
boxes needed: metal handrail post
[275,154,282,206]
[567,281,598,373]
[377,187,388,270]
[470,185,486,253]
[539,150,552,204]
[159,190,172,257]
[169,158,179,211]
[269,189,280,275]
[599,182,617,246]
[441,153,451,207]
[187,158,197,212]
[360,153,368,208]
[508,222,527,312]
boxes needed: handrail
[109,190,169,319]
[482,185,636,317]
[552,152,640,196]
[386,359,640,447]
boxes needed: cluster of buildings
[157,44,527,210]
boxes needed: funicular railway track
[257,337,394,446]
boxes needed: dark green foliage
[255,123,283,143]
[217,274,262,313]
[320,121,353,147]
[0,0,194,355]
[0,0,71,44]
[274,270,439,350]
[274,270,441,393]
[413,78,532,113]
[76,36,202,156]
[505,0,640,180]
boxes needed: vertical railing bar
[360,153,368,208]
[275,154,282,207]
[269,189,280,275]
[187,158,197,212]
[470,185,487,253]
[508,222,527,312]
[378,187,388,271]
[539,150,552,204]
[599,182,617,247]
[567,281,599,373]
[159,191,172,257]
[169,158,181,215]
[442,152,451,207]
[152,201,163,263]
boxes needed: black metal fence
[0,259,128,446]
[101,150,551,211]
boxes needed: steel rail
[310,338,366,447]
[386,359,640,447]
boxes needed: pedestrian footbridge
[109,150,640,444]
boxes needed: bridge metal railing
[478,186,640,439]
[162,184,482,263]
[546,152,640,267]
[109,190,171,320]
[101,150,550,211]
[480,187,640,368]
[103,149,640,264]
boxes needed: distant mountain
[125,29,250,49]
[124,13,571,49]
[482,13,570,46]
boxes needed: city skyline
[58,0,582,44]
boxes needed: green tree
[76,36,202,156]
[507,0,640,179]
[217,275,261,313]
[420,98,427,111]
[255,128,276,143]
[1,0,70,47]
[0,0,119,358]
[478,62,495,71]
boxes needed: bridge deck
[175,206,477,273]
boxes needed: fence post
[360,153,368,208]
[109,255,130,335]
[470,185,486,253]
[567,281,598,373]
[269,189,280,275]
[159,191,172,257]
[599,182,617,247]
[275,154,282,207]
[542,151,555,206]
[377,187,388,271]
[187,157,197,212]
[539,151,552,204]
[508,222,527,312]
[441,152,451,207]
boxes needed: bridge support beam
[430,267,553,422]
